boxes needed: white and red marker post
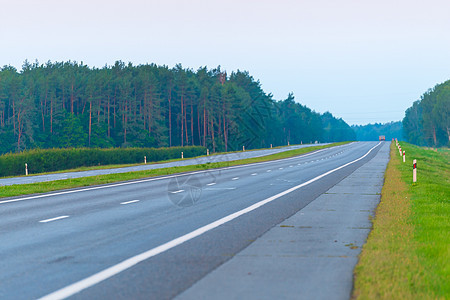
[413,159,417,183]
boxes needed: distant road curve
[0,144,328,186]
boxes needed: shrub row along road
[0,142,387,300]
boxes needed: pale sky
[1,0,449,125]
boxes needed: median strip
[0,142,352,200]
[1,143,349,204]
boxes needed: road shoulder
[176,142,390,300]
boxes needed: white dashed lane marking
[120,200,140,205]
[170,190,184,194]
[232,177,239,180]
[39,216,69,223]
[206,183,216,186]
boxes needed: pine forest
[0,60,356,155]
[403,79,450,147]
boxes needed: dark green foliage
[0,61,355,156]
[322,111,356,142]
[352,121,403,141]
[0,146,205,177]
[403,80,450,147]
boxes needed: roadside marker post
[403,151,406,163]
[243,146,245,152]
[144,156,147,164]
[25,163,28,176]
[181,152,184,159]
[413,159,417,183]
[207,149,209,156]
[270,144,272,149]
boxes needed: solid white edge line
[39,216,69,223]
[1,143,355,205]
[38,142,381,300]
[120,200,140,205]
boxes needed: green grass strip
[353,142,449,299]
[0,142,349,199]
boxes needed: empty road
[0,141,388,299]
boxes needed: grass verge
[0,142,349,199]
[352,142,449,299]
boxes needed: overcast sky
[1,0,449,125]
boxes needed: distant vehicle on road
[379,135,386,141]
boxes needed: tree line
[352,121,403,141]
[403,80,450,147]
[0,60,355,155]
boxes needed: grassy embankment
[0,142,349,198]
[353,142,449,299]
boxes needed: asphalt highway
[0,141,386,299]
